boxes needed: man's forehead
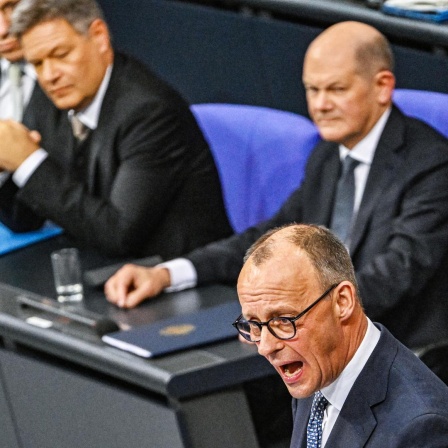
[302,54,360,86]
[240,249,316,292]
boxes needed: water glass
[50,248,84,302]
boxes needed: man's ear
[334,281,357,323]
[375,70,395,106]
[88,19,110,53]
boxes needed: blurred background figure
[0,0,232,258]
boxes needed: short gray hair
[245,224,361,301]
[11,0,105,37]
[355,32,395,78]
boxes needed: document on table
[102,301,241,358]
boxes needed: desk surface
[0,235,274,400]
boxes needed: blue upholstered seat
[191,104,320,233]
[393,89,448,138]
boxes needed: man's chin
[286,382,316,400]
[316,128,344,143]
[48,94,80,112]
[0,47,24,62]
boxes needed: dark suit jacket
[22,78,57,130]
[186,106,448,349]
[0,53,232,259]
[290,325,448,447]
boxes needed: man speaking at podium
[235,224,448,447]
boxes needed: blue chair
[393,89,448,138]
[191,104,321,233]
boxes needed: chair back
[393,89,448,138]
[191,104,320,232]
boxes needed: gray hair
[355,32,395,78]
[245,224,361,301]
[11,0,105,37]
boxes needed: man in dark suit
[105,21,448,355]
[236,223,448,447]
[0,0,232,259]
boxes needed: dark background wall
[97,0,448,117]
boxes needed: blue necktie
[330,155,360,243]
[306,391,329,448]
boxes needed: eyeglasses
[232,283,339,342]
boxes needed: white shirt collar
[1,58,35,80]
[22,62,36,80]
[68,64,113,131]
[0,57,7,75]
[339,107,392,165]
[321,318,381,411]
[0,58,36,121]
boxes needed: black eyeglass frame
[232,283,339,342]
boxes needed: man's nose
[257,327,284,358]
[0,12,10,38]
[313,91,332,110]
[40,60,59,82]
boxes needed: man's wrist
[153,266,171,290]
[158,258,197,292]
[12,148,48,187]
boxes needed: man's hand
[104,264,171,309]
[0,120,40,171]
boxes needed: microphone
[17,294,120,336]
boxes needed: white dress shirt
[161,108,392,291]
[320,318,381,446]
[12,65,113,188]
[0,58,35,120]
[338,107,391,217]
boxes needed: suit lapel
[306,142,341,227]
[326,325,397,447]
[326,396,378,447]
[350,108,405,254]
[85,55,123,187]
[84,53,126,188]
[291,396,313,448]
[22,82,51,129]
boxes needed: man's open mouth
[281,361,303,379]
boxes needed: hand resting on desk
[104,264,171,308]
[105,264,254,348]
